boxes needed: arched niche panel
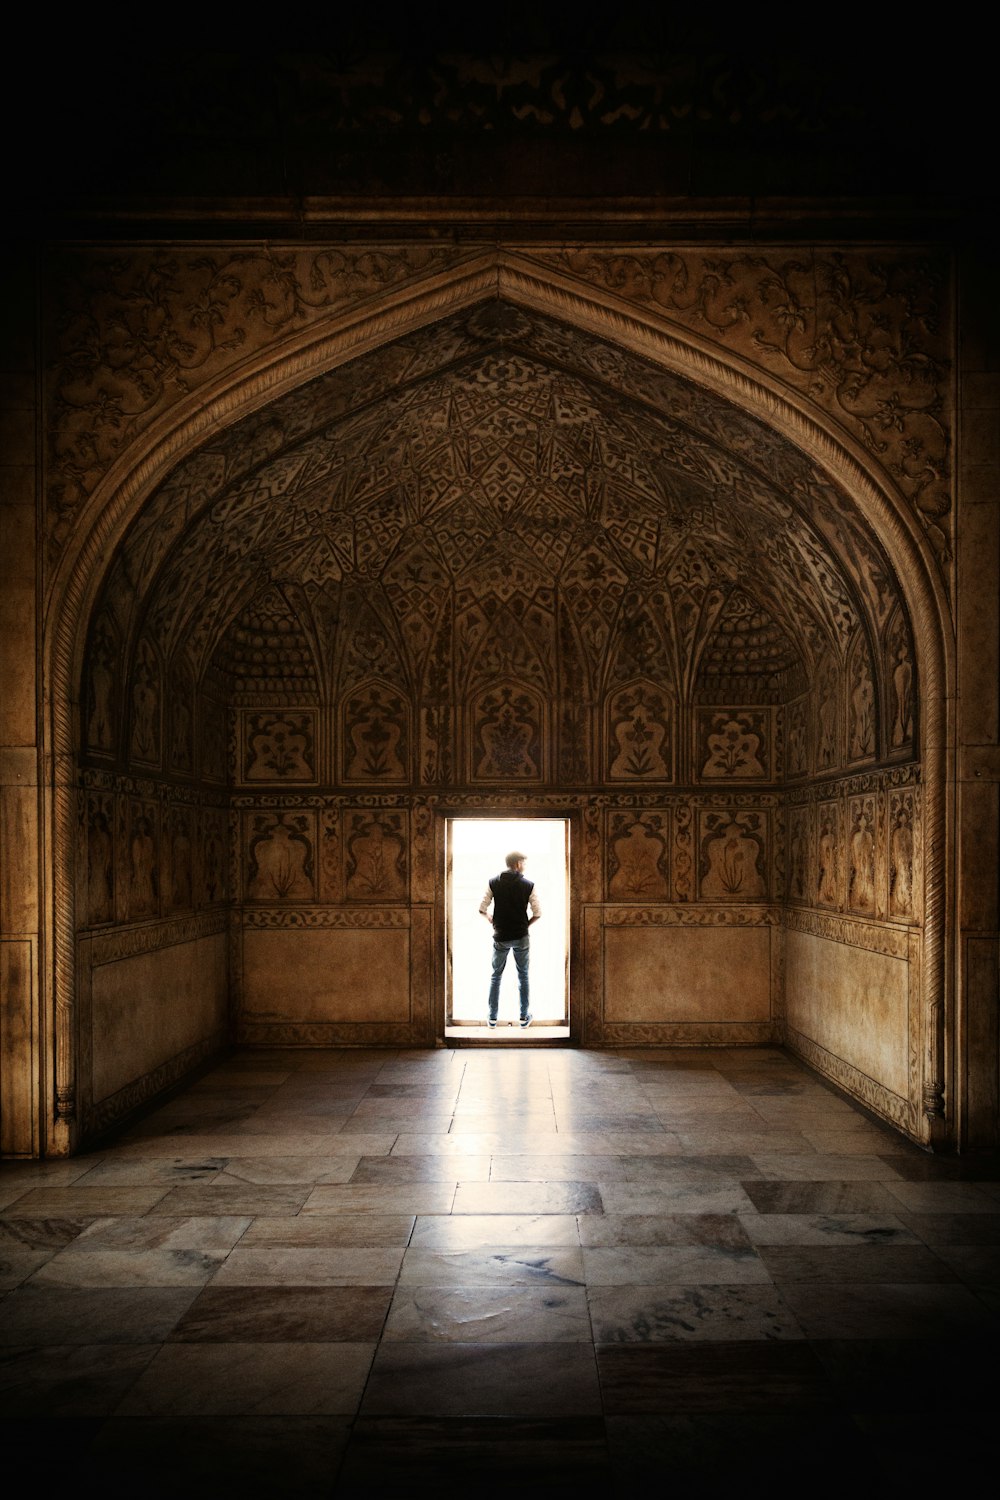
[604,679,674,783]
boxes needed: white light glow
[448,818,568,1025]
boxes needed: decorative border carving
[603,905,780,928]
[242,907,411,928]
[783,906,910,960]
[785,1025,914,1134]
[88,910,227,966]
[81,1032,228,1139]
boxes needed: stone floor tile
[360,1342,603,1415]
[115,1341,376,1415]
[65,1158,228,1186]
[0,1186,173,1217]
[349,1154,491,1183]
[588,1283,803,1343]
[301,1183,457,1215]
[583,1244,770,1286]
[884,1181,999,1214]
[923,1243,1000,1286]
[0,1250,60,1288]
[739,1212,919,1246]
[72,1216,252,1252]
[211,1247,404,1286]
[675,1130,815,1154]
[488,1154,627,1181]
[170,1285,392,1341]
[147,1184,311,1216]
[748,1153,906,1181]
[0,1217,93,1250]
[777,1281,998,1339]
[452,1181,605,1215]
[0,1343,159,1415]
[84,1415,352,1498]
[240,1214,415,1248]
[409,1214,580,1249]
[596,1341,829,1412]
[597,1182,756,1215]
[897,1212,1000,1245]
[28,1247,227,1289]
[741,1181,906,1215]
[578,1213,754,1250]
[336,1415,612,1493]
[605,1412,877,1483]
[0,1286,197,1344]
[398,1247,585,1286]
[384,1285,591,1343]
[758,1243,957,1282]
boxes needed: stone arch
[41,252,952,1152]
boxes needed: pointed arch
[41,251,952,1152]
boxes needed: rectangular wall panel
[785,927,909,1098]
[91,934,227,1102]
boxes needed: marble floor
[1,1045,998,1495]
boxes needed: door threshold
[445,1025,570,1042]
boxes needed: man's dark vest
[489,870,534,940]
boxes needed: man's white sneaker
[487,1019,497,1028]
[519,1013,533,1028]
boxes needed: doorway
[446,817,570,1039]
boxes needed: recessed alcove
[72,290,924,1146]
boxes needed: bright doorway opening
[446,817,570,1039]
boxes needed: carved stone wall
[67,255,930,1138]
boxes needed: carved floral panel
[470,683,544,782]
[787,804,811,905]
[606,811,670,901]
[126,798,159,919]
[606,682,673,781]
[697,709,769,780]
[165,805,195,913]
[698,810,767,902]
[886,610,916,757]
[86,791,115,925]
[816,801,842,910]
[129,638,162,769]
[246,812,316,902]
[200,809,228,905]
[342,683,408,782]
[242,710,317,783]
[889,789,918,922]
[344,811,408,902]
[847,795,877,915]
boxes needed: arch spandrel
[44,254,950,1155]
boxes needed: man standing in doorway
[479,851,541,1028]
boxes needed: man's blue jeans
[488,935,530,1022]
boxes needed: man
[479,850,541,1028]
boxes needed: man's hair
[505,851,527,869]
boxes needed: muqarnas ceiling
[85,301,915,783]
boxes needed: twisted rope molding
[43,250,953,1146]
